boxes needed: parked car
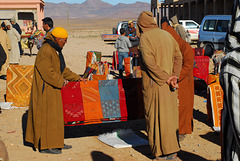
[198,15,231,57]
[179,20,200,43]
[112,21,137,35]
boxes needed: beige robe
[0,29,11,76]
[25,34,80,150]
[139,28,182,157]
[6,22,20,64]
[171,15,187,41]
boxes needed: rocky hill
[45,0,150,19]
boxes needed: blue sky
[44,0,150,5]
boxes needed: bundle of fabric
[193,56,210,83]
[207,82,223,132]
[6,65,34,107]
[87,61,109,81]
[83,63,98,79]
[31,30,44,44]
[112,51,119,70]
[86,51,102,69]
[192,47,205,56]
[131,52,142,78]
[207,73,219,85]
[96,61,109,75]
[61,79,130,126]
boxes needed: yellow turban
[51,27,68,38]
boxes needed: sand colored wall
[0,0,45,31]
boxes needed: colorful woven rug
[61,82,85,125]
[193,56,210,83]
[112,51,119,70]
[80,81,103,124]
[207,82,223,132]
[99,80,121,122]
[6,65,34,107]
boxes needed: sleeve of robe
[172,40,183,77]
[140,35,171,86]
[35,54,64,89]
[62,67,81,82]
[178,44,194,82]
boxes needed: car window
[185,22,198,29]
[216,20,229,32]
[203,20,216,31]
[121,23,129,30]
[179,22,183,25]
[121,22,137,30]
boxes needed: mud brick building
[0,0,45,31]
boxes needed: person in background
[10,18,23,56]
[25,27,86,154]
[5,21,20,65]
[170,15,187,41]
[114,28,132,77]
[0,20,11,80]
[125,20,139,52]
[137,11,182,161]
[1,21,7,32]
[37,17,54,50]
[161,17,194,138]
[220,0,240,160]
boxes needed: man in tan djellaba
[137,11,182,161]
[25,27,85,154]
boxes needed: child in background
[114,28,132,77]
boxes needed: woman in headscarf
[6,21,21,64]
[220,0,240,160]
[161,17,195,136]
[137,11,182,160]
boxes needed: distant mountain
[44,0,150,19]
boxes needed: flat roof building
[0,0,45,32]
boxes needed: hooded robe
[162,21,194,134]
[171,15,187,41]
[6,21,20,64]
[137,11,182,157]
[25,32,81,150]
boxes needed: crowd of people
[0,1,240,159]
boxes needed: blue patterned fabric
[99,80,121,120]
[101,100,121,119]
[98,80,119,101]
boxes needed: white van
[198,15,231,56]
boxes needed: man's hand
[63,79,69,87]
[167,76,179,89]
[78,77,87,83]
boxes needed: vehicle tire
[204,43,214,57]
[112,27,117,34]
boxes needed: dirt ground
[0,21,221,161]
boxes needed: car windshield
[122,22,137,30]
[185,22,199,29]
